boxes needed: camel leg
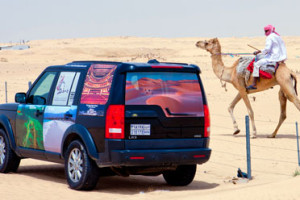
[289,96,300,111]
[276,66,300,111]
[269,89,287,138]
[283,76,300,111]
[241,94,257,138]
[228,93,242,135]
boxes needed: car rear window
[125,72,204,117]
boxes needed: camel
[195,38,300,138]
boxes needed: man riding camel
[246,25,287,90]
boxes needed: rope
[212,113,297,125]
[219,66,227,92]
[217,52,253,91]
[217,53,254,57]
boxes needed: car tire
[162,164,196,186]
[0,129,21,173]
[65,140,99,190]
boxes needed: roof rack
[147,59,188,66]
[68,60,121,65]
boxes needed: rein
[216,53,253,57]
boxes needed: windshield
[125,72,204,117]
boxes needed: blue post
[245,115,252,179]
[5,81,7,103]
[296,122,300,166]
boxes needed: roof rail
[160,61,188,65]
[147,59,188,66]
[147,59,160,64]
[67,60,121,65]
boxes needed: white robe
[261,33,287,62]
[253,33,287,77]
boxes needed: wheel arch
[0,114,17,151]
[61,124,99,161]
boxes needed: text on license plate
[130,124,151,136]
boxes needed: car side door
[43,71,81,157]
[16,71,57,153]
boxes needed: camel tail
[291,72,298,96]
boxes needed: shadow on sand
[17,164,219,194]
[219,132,297,139]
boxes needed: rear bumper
[96,138,211,167]
[98,148,211,167]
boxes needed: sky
[1,0,300,43]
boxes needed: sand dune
[1,36,300,199]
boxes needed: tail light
[105,105,125,139]
[204,104,210,137]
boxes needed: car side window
[80,64,117,105]
[27,72,57,105]
[52,72,81,106]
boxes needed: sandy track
[1,36,300,199]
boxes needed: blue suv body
[0,60,211,190]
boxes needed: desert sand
[1,36,300,200]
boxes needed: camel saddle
[236,55,278,82]
[246,59,277,79]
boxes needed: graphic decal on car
[53,72,80,106]
[80,64,117,105]
[16,105,45,150]
[78,104,105,116]
[125,72,204,117]
[43,106,77,153]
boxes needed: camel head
[195,38,221,55]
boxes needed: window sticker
[125,72,204,117]
[80,64,117,105]
[68,72,80,106]
[53,72,76,106]
[130,124,151,136]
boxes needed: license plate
[130,124,151,136]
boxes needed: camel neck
[211,54,232,83]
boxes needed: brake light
[130,157,145,160]
[105,105,125,139]
[193,155,206,158]
[204,104,210,137]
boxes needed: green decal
[16,105,45,150]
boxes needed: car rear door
[43,71,80,154]
[124,70,205,142]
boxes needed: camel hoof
[251,135,257,139]
[267,135,276,138]
[233,129,240,135]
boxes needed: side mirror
[15,93,26,103]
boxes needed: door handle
[64,113,73,119]
[35,109,44,117]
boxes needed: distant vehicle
[0,60,211,190]
[0,45,30,50]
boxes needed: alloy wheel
[67,148,83,183]
[0,136,6,166]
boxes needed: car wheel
[163,164,196,186]
[65,140,99,190]
[0,129,21,173]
